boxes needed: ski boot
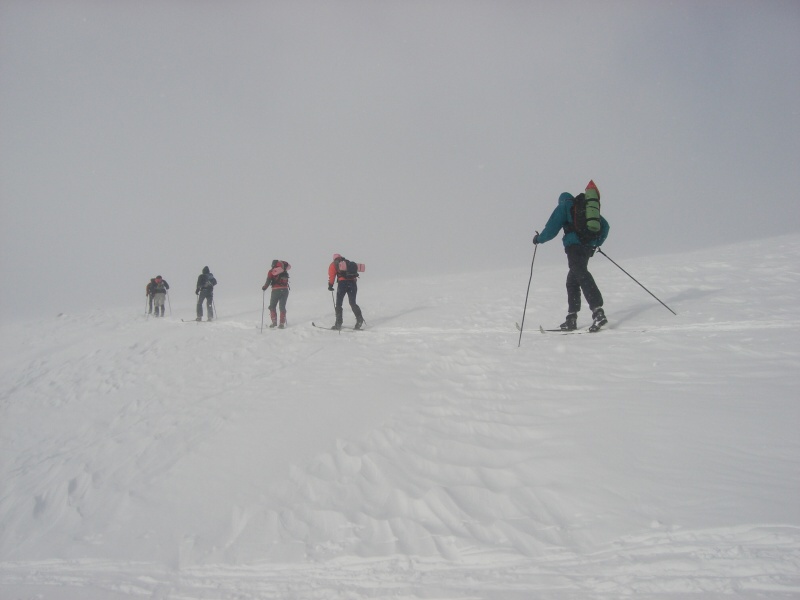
[559,313,578,331]
[331,308,343,330]
[589,308,607,333]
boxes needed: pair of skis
[516,322,604,335]
[311,322,365,332]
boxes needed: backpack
[569,192,602,244]
[270,260,291,284]
[337,258,365,277]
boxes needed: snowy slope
[1,236,799,599]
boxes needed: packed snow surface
[2,237,799,599]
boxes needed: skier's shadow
[612,287,719,326]
[363,306,431,327]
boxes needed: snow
[1,236,799,599]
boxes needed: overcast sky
[1,0,798,320]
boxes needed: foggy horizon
[2,1,798,319]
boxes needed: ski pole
[166,292,172,316]
[597,248,677,315]
[518,234,539,347]
[260,289,266,333]
[145,296,148,318]
[331,289,341,335]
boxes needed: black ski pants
[335,280,362,322]
[565,244,603,314]
[197,290,214,319]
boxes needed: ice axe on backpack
[596,248,677,315]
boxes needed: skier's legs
[269,289,288,324]
[153,294,165,317]
[566,245,603,312]
[346,283,363,322]
[278,289,288,323]
[335,285,347,310]
[565,246,584,314]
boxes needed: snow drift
[1,236,799,599]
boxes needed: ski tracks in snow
[3,238,800,598]
[2,524,798,599]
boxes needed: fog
[1,0,798,320]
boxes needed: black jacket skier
[195,266,217,321]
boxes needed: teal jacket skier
[533,181,609,331]
[536,192,610,248]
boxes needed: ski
[182,318,213,323]
[311,322,365,331]
[517,321,602,334]
[538,325,603,334]
[540,325,585,334]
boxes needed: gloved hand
[195,290,199,295]
[328,284,334,291]
[262,285,268,291]
[532,233,540,245]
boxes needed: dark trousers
[335,280,362,323]
[269,288,289,323]
[197,290,214,319]
[565,244,603,314]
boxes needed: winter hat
[156,275,162,281]
[585,180,600,200]
[202,266,210,274]
[333,253,342,260]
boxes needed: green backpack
[570,190,602,244]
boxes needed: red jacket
[264,262,290,290]
[328,258,358,286]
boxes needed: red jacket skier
[327,254,364,330]
[262,260,291,328]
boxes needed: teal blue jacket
[537,192,609,248]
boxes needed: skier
[262,260,291,328]
[195,266,217,321]
[327,254,364,330]
[145,278,157,314]
[532,180,610,332]
[151,275,170,317]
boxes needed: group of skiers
[146,267,218,321]
[146,255,366,330]
[258,254,365,330]
[147,180,610,332]
[145,275,170,317]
